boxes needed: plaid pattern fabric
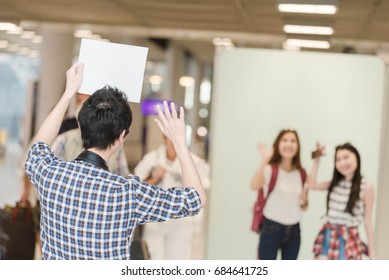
[25,142,201,260]
[313,223,368,260]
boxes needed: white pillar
[376,66,389,259]
[165,41,185,103]
[146,41,186,153]
[187,57,203,153]
[35,24,75,132]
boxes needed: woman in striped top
[308,143,375,260]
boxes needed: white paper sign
[77,38,148,103]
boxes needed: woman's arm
[250,143,272,191]
[307,157,331,190]
[299,186,309,211]
[250,161,267,191]
[307,143,331,190]
[363,182,375,259]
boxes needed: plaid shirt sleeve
[24,142,56,190]
[132,176,201,225]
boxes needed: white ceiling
[1,0,389,63]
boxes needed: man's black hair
[78,86,132,150]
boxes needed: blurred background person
[134,135,210,260]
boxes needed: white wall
[206,48,385,260]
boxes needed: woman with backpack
[308,143,375,260]
[250,129,308,260]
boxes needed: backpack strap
[267,164,279,196]
[299,168,307,186]
[299,168,309,210]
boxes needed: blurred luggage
[0,202,36,259]
[130,225,150,260]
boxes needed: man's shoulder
[25,142,60,171]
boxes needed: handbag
[0,202,36,259]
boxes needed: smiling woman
[307,143,375,260]
[250,129,308,260]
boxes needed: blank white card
[78,38,149,103]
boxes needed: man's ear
[119,130,126,143]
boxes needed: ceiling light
[199,79,211,105]
[6,26,23,35]
[0,22,18,31]
[278,0,337,14]
[149,75,163,85]
[212,37,234,48]
[74,29,93,38]
[284,25,334,35]
[91,34,101,40]
[282,44,301,51]
[197,126,208,137]
[179,76,195,87]
[185,125,192,147]
[20,31,36,39]
[284,38,330,49]
[279,4,337,14]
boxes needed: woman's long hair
[326,143,362,215]
[268,129,302,169]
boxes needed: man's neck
[87,147,114,164]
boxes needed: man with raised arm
[24,63,206,259]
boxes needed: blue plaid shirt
[25,142,201,260]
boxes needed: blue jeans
[258,217,301,260]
